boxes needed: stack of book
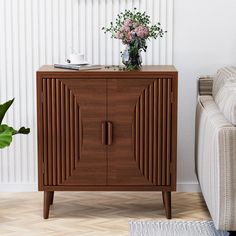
[54,63,102,71]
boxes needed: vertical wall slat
[19,0,28,184]
[66,0,72,58]
[93,0,99,64]
[6,0,14,183]
[59,0,66,62]
[45,0,53,64]
[11,0,20,183]
[113,0,120,65]
[166,0,173,64]
[106,0,113,65]
[146,0,153,65]
[86,0,93,63]
[99,0,106,65]
[52,0,60,63]
[26,0,36,184]
[0,0,7,142]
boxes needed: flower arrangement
[102,8,166,70]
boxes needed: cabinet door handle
[107,121,113,145]
[101,122,107,145]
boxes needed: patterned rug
[129,220,229,236]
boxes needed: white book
[54,63,102,71]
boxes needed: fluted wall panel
[0,0,173,191]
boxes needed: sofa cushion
[214,77,236,125]
[212,66,236,98]
[212,67,236,125]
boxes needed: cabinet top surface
[37,65,177,74]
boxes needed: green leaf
[0,98,14,124]
[0,124,30,149]
[0,124,13,149]
[15,127,30,135]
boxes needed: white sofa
[195,67,236,230]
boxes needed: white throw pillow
[214,77,236,125]
[212,66,236,99]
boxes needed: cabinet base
[43,191,172,219]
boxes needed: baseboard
[0,183,38,192]
[177,182,201,192]
[0,182,200,192]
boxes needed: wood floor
[0,192,210,236]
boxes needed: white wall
[174,0,236,191]
[0,0,173,192]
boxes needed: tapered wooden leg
[44,191,53,219]
[162,191,171,219]
[49,191,54,205]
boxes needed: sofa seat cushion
[212,67,236,125]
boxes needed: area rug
[129,220,229,236]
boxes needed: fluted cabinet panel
[0,0,173,191]
[42,80,81,186]
[133,79,172,186]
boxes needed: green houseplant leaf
[13,126,30,135]
[0,99,30,149]
[0,125,13,148]
[0,98,14,124]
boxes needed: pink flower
[126,31,133,42]
[133,21,140,28]
[115,31,121,39]
[119,26,130,33]
[124,19,133,27]
[124,26,130,32]
[135,25,149,39]
[120,26,125,32]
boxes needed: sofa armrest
[195,96,236,230]
[198,76,214,96]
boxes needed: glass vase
[122,44,142,70]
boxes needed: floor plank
[0,192,210,236]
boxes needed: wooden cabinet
[37,65,178,219]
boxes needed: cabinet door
[107,78,173,186]
[42,78,107,186]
